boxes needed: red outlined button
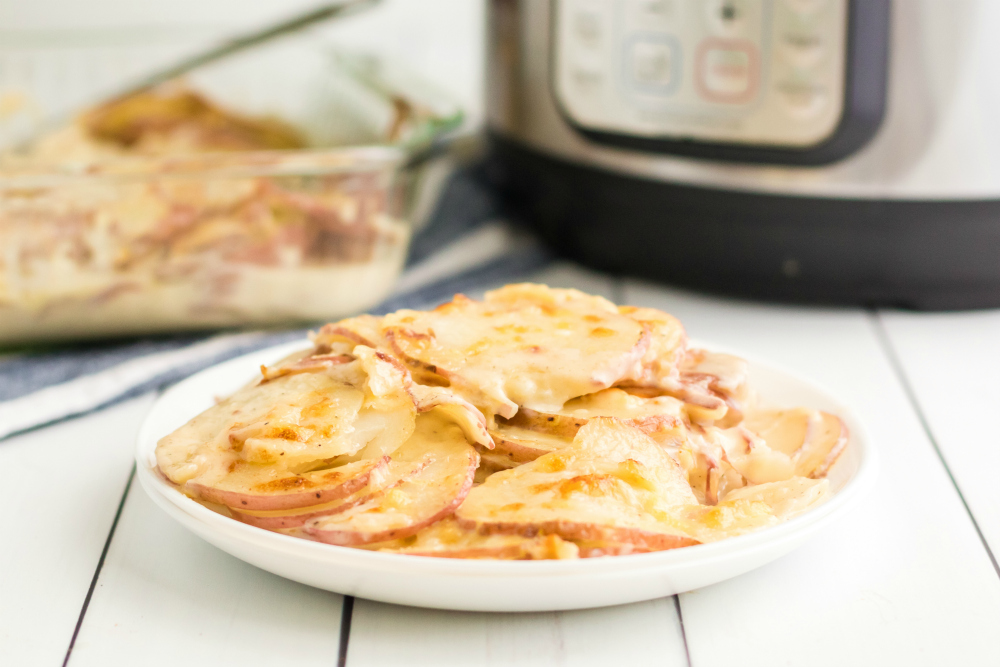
[695,37,760,104]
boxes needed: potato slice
[408,383,493,449]
[304,414,478,546]
[313,327,494,450]
[722,477,829,520]
[229,459,426,529]
[624,349,750,427]
[618,305,687,386]
[502,408,587,440]
[375,518,579,560]
[191,456,388,512]
[157,346,416,498]
[676,349,750,426]
[742,408,849,478]
[456,418,700,551]
[683,421,811,504]
[476,445,520,472]
[158,370,364,484]
[682,477,829,542]
[313,314,386,350]
[315,314,456,386]
[381,284,650,420]
[258,353,353,383]
[683,349,749,403]
[502,388,685,441]
[488,391,687,473]
[490,389,686,470]
[490,425,571,463]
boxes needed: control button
[696,39,759,103]
[627,37,680,92]
[778,83,828,118]
[705,0,750,36]
[781,32,824,69]
[704,49,750,94]
[573,10,603,49]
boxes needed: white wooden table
[3,262,999,667]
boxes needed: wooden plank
[879,309,1000,563]
[347,598,688,667]
[0,395,155,666]
[622,279,1000,666]
[66,470,345,667]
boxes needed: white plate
[136,340,877,612]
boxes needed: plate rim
[135,339,879,577]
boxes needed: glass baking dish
[0,36,462,344]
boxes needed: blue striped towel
[0,167,553,440]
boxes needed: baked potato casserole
[0,77,427,342]
[156,284,848,559]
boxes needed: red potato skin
[490,433,563,463]
[304,451,478,547]
[384,328,453,387]
[456,518,699,551]
[502,409,587,439]
[314,321,381,349]
[258,354,353,383]
[229,491,377,530]
[476,445,521,470]
[229,460,431,530]
[323,327,375,347]
[188,456,388,512]
[628,414,683,439]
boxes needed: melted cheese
[680,476,829,543]
[372,518,580,560]
[457,418,700,549]
[304,414,478,545]
[381,284,650,419]
[155,348,416,491]
[495,388,687,462]
[156,282,850,559]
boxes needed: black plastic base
[487,135,1000,310]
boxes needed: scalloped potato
[156,284,847,559]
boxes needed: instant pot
[486,0,1000,308]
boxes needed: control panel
[553,0,849,148]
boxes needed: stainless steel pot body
[486,0,1000,307]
